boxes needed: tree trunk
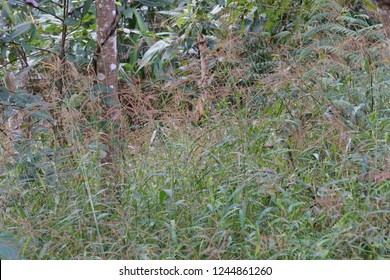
[95,0,122,122]
[95,1,125,164]
[377,0,390,38]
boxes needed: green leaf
[9,91,35,107]
[137,0,169,7]
[364,0,377,12]
[159,189,167,204]
[157,10,182,16]
[0,34,12,43]
[0,0,15,24]
[29,110,55,124]
[5,106,17,119]
[69,94,86,109]
[121,62,135,73]
[123,8,134,19]
[88,142,108,159]
[159,189,172,204]
[134,9,149,33]
[102,96,119,106]
[64,17,79,26]
[9,23,32,39]
[176,16,188,28]
[82,0,93,17]
[0,86,9,102]
[138,39,171,71]
[43,7,57,17]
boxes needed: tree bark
[96,0,122,122]
[377,0,390,38]
[95,1,125,164]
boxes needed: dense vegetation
[0,0,389,259]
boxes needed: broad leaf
[123,8,134,19]
[9,91,35,107]
[0,86,9,102]
[29,110,55,124]
[82,0,93,17]
[159,189,172,204]
[138,39,171,71]
[9,23,32,39]
[64,17,79,26]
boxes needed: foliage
[1,103,389,259]
[0,0,389,259]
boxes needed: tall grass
[1,88,388,259]
[0,1,389,259]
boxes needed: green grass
[0,95,388,259]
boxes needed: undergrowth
[0,0,389,259]
[0,98,388,259]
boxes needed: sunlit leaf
[136,0,169,7]
[157,10,182,16]
[138,39,171,71]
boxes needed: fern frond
[308,12,338,24]
[274,31,291,43]
[318,45,345,56]
[330,24,359,38]
[358,23,383,32]
[316,38,336,46]
[338,15,369,28]
[312,0,342,13]
[303,23,334,39]
[298,47,316,61]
